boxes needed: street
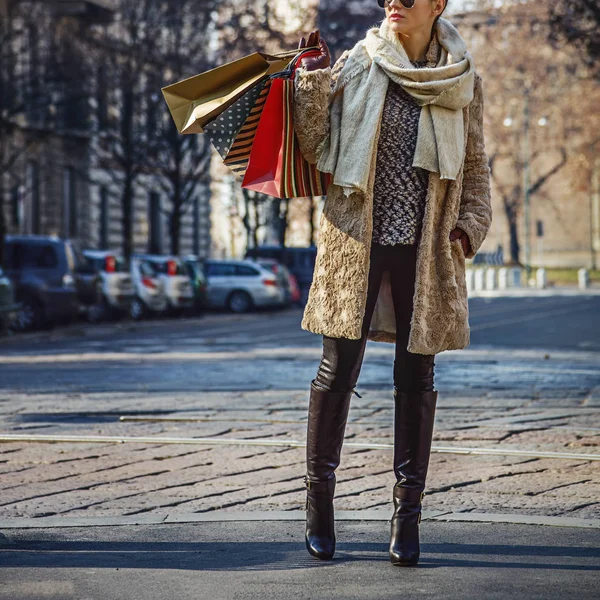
[0,295,598,520]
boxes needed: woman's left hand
[449,227,471,256]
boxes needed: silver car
[82,250,135,321]
[130,256,168,319]
[204,259,286,313]
[135,254,195,315]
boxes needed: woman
[294,0,492,566]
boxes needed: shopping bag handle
[270,46,320,59]
[268,47,322,80]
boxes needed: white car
[203,259,286,313]
[135,254,195,315]
[130,256,168,319]
[82,250,135,321]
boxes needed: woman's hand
[297,29,331,71]
[449,227,472,256]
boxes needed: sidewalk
[467,285,600,297]
[1,512,599,600]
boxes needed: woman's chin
[387,20,407,33]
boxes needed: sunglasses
[377,0,416,8]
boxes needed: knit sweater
[371,32,442,246]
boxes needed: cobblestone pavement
[0,297,599,520]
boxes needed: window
[235,265,259,276]
[8,243,58,269]
[205,263,236,277]
[138,260,155,278]
[63,167,77,238]
[97,65,108,131]
[99,187,109,249]
[148,259,186,276]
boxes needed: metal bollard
[509,267,523,288]
[466,268,475,294]
[498,267,509,289]
[485,268,498,290]
[536,268,547,289]
[474,267,486,291]
[578,268,590,289]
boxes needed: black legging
[314,241,435,394]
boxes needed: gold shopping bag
[161,48,317,135]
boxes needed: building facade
[1,0,212,260]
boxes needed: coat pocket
[450,238,468,311]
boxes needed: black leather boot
[389,387,438,566]
[304,379,354,560]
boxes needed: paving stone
[1,308,599,521]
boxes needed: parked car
[203,258,286,313]
[81,250,135,322]
[182,255,208,315]
[251,257,300,306]
[3,235,81,331]
[244,245,317,304]
[134,254,195,316]
[0,265,19,335]
[129,256,168,320]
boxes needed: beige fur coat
[293,45,492,355]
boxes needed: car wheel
[87,299,107,324]
[227,290,253,314]
[15,296,44,332]
[130,297,147,320]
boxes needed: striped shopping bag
[241,71,332,199]
[203,76,273,176]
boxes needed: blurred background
[0,0,599,333]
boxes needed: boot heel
[389,487,424,566]
[304,475,336,560]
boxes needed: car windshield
[107,256,129,272]
[138,260,155,277]
[186,261,206,281]
[148,259,186,276]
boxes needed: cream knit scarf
[316,16,476,199]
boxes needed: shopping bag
[203,75,273,176]
[161,48,315,135]
[201,46,324,180]
[241,74,332,199]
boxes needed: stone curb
[1,510,598,530]
[468,288,600,297]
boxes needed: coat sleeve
[293,50,350,165]
[456,73,492,259]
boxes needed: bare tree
[456,0,597,263]
[489,149,568,264]
[149,0,218,255]
[0,1,48,264]
[549,1,600,77]
[89,0,165,260]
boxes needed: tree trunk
[122,175,133,261]
[170,209,181,255]
[508,218,520,265]
[0,172,5,268]
[170,168,182,256]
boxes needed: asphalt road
[2,520,599,600]
[2,295,600,354]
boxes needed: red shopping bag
[241,62,332,199]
